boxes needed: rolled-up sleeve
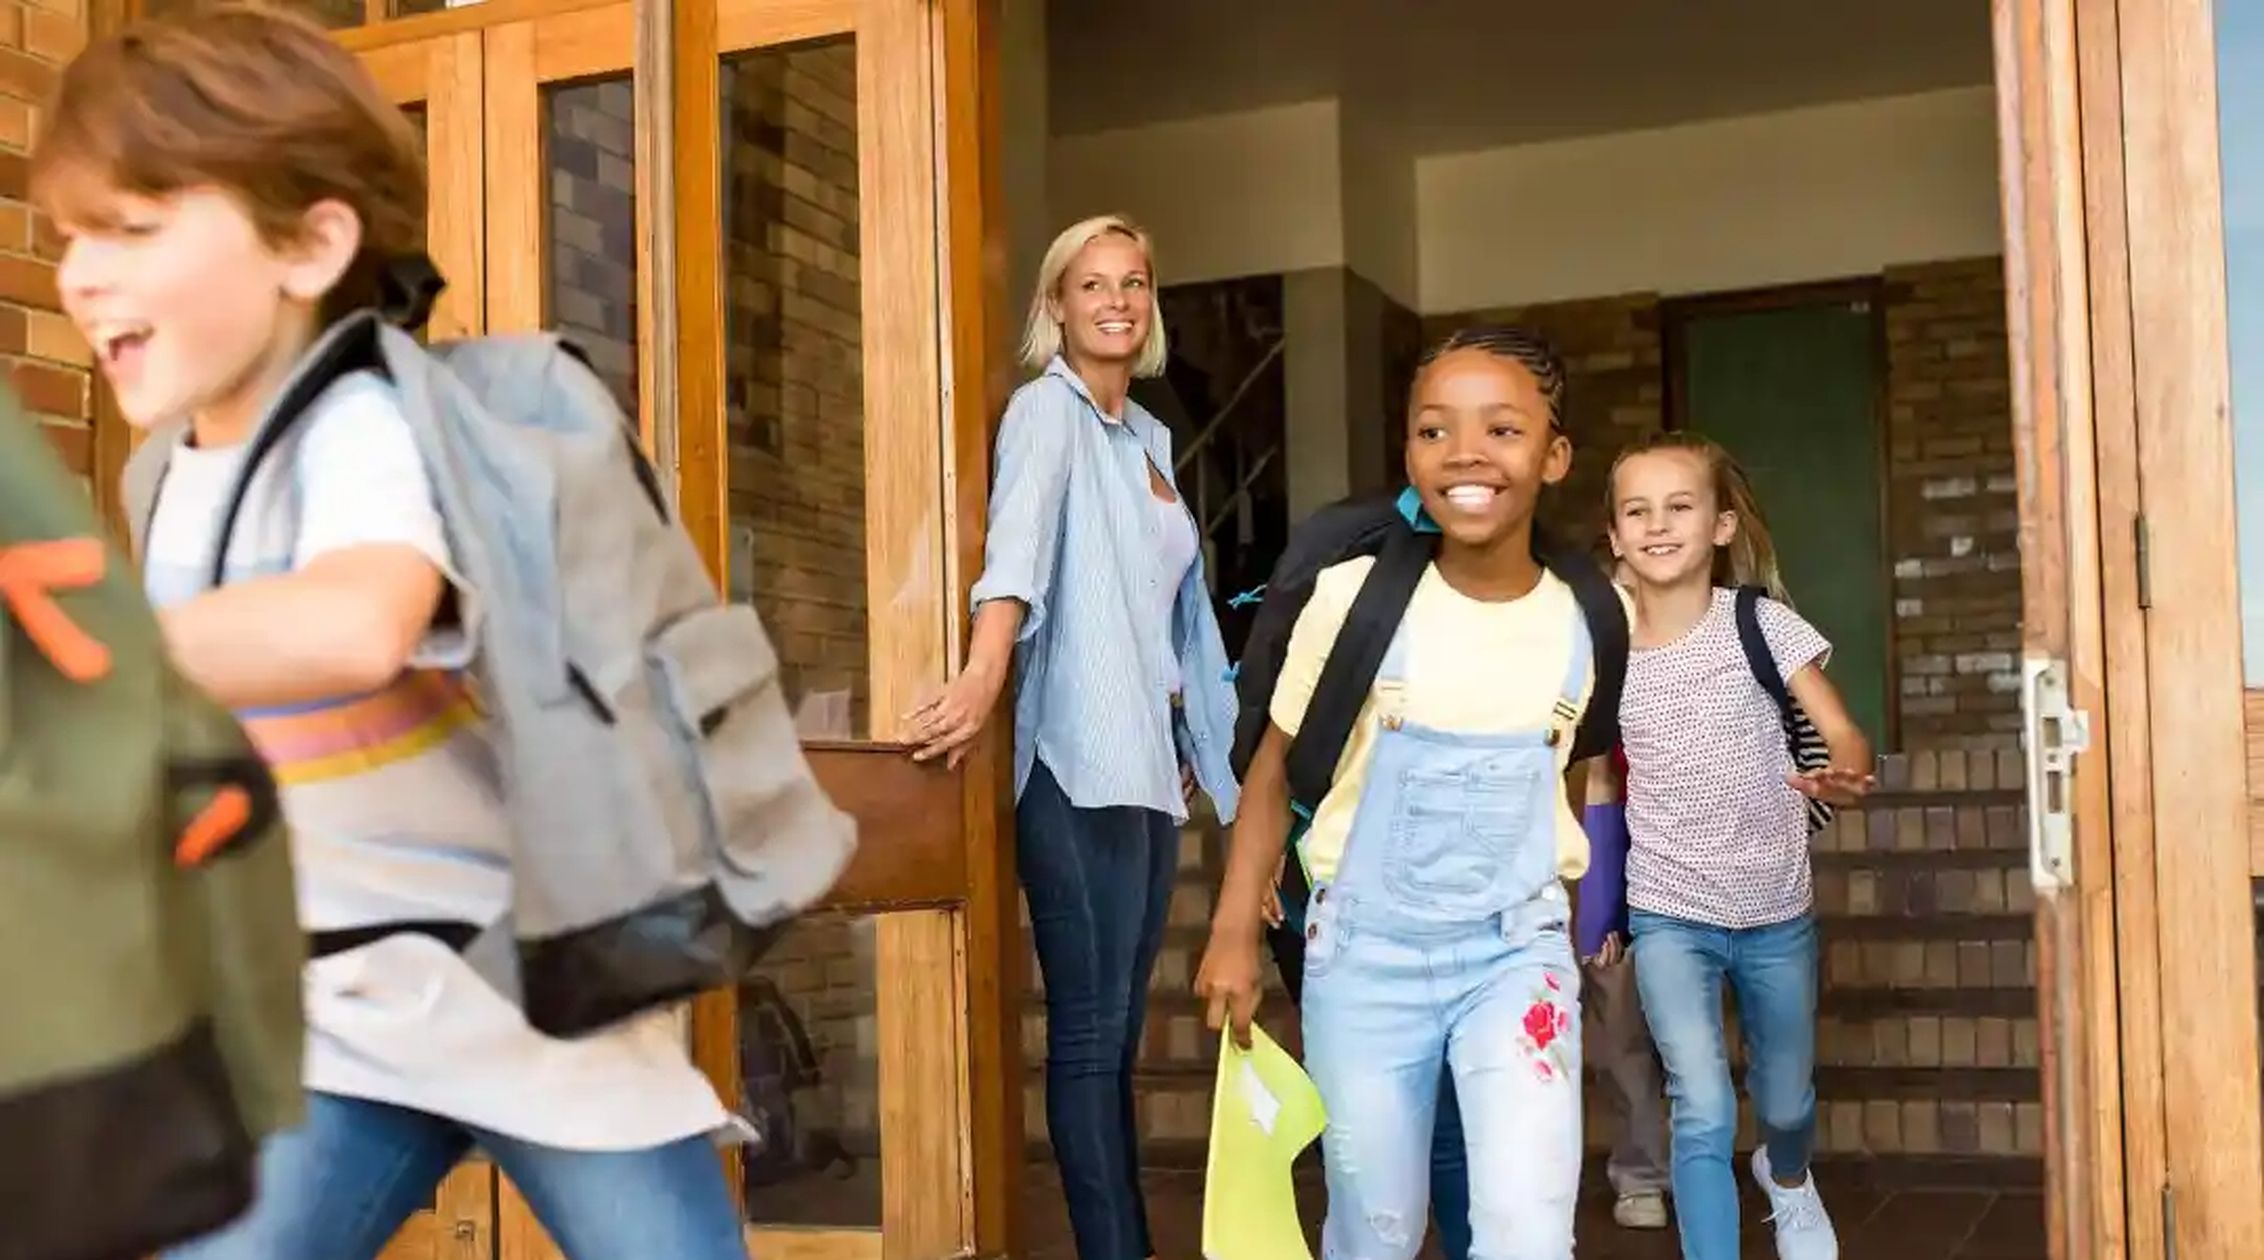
[969,381,1075,640]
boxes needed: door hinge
[2136,513,2153,609]
[2022,656,2091,893]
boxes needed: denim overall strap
[1548,602,1593,746]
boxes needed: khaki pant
[1586,948,1671,1196]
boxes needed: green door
[1677,298,1891,747]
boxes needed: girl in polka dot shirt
[1606,433,1875,1260]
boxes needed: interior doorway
[1024,2,2113,1257]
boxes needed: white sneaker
[1750,1147,1838,1260]
[1612,1190,1669,1230]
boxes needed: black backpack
[1732,585,1834,835]
[1227,490,1629,999]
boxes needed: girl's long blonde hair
[1608,431,1790,603]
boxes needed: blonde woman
[909,216,1240,1260]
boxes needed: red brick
[11,355,82,416]
[39,415,84,471]
[0,250,51,306]
[0,45,55,101]
[22,4,79,62]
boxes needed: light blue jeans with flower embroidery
[1297,615,1589,1260]
[1304,900,1582,1260]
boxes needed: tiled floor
[1016,1161,2047,1260]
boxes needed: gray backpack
[126,302,856,1038]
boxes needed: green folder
[1201,1026,1328,1260]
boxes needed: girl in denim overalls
[1199,327,1607,1260]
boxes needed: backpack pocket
[648,603,787,858]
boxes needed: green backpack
[0,402,303,1260]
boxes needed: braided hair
[1414,324,1568,431]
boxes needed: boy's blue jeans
[166,1092,747,1260]
[1629,910,1819,1260]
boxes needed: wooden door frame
[1993,2,2115,1255]
[2000,0,2264,1256]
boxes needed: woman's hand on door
[907,600,1022,768]
[907,658,1006,768]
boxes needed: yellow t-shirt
[1269,559,1617,886]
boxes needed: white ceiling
[1047,0,1995,154]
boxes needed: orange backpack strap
[167,755,282,868]
[0,537,112,682]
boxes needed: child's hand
[1195,930,1265,1050]
[1585,931,1626,968]
[1261,854,1286,929]
[1789,765,1876,806]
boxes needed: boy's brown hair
[30,4,426,319]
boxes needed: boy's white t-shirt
[1268,558,1611,886]
[140,371,727,1150]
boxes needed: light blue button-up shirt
[970,357,1241,824]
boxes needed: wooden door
[260,1,1013,1256]
[1664,284,1895,745]
[1994,0,2264,1257]
[2056,0,2264,1257]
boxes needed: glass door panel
[541,76,640,416]
[715,35,888,1238]
[721,33,868,737]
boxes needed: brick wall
[1424,260,2019,754]
[1883,259,2023,751]
[4,2,92,484]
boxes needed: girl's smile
[1611,447,1732,590]
[1406,347,1569,556]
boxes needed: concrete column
[1283,267,1350,518]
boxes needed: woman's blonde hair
[1019,214,1169,378]
[1608,431,1791,602]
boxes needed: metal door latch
[2022,655,2091,893]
